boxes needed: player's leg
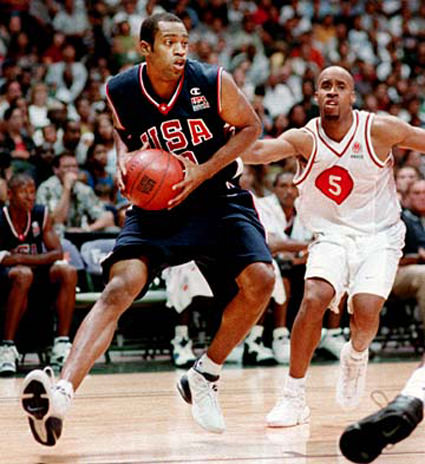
[21,257,149,446]
[178,261,275,433]
[48,262,77,368]
[0,266,33,375]
[336,293,384,410]
[267,237,347,427]
[177,193,275,433]
[340,357,425,463]
[266,277,334,427]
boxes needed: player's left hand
[167,156,209,209]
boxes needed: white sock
[54,336,70,343]
[175,325,189,339]
[195,354,222,377]
[348,340,368,360]
[401,366,425,403]
[285,375,306,395]
[273,327,289,339]
[248,325,264,340]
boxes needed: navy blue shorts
[102,186,272,295]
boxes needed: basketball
[124,148,185,210]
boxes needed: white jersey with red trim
[293,110,401,235]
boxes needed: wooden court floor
[1,361,424,464]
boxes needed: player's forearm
[201,123,261,179]
[52,191,72,225]
[3,250,62,267]
[86,211,114,231]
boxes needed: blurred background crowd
[1,0,425,374]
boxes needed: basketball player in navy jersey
[21,12,274,445]
[243,65,425,461]
[0,174,77,375]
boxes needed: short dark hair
[53,151,77,168]
[3,104,19,121]
[8,172,34,190]
[139,13,184,46]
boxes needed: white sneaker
[267,390,311,427]
[177,367,225,433]
[50,337,72,368]
[243,337,276,366]
[272,335,290,364]
[319,329,346,359]
[0,343,19,376]
[21,367,72,446]
[171,336,196,368]
[336,342,368,410]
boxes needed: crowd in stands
[1,0,425,374]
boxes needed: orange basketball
[124,148,184,210]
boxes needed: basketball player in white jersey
[243,66,425,430]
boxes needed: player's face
[9,180,36,212]
[315,71,355,120]
[144,21,189,80]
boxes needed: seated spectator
[2,105,36,177]
[395,165,422,207]
[45,41,88,104]
[392,179,425,334]
[83,143,115,194]
[54,119,91,166]
[0,173,77,375]
[0,79,22,119]
[36,152,114,236]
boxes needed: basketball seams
[142,150,169,209]
[125,149,184,210]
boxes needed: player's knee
[9,266,33,288]
[102,273,144,308]
[52,263,78,286]
[241,262,275,303]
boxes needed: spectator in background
[54,119,90,166]
[28,82,50,130]
[0,173,77,375]
[46,42,88,105]
[2,105,36,177]
[395,165,421,207]
[36,152,114,237]
[92,114,116,176]
[0,79,22,119]
[392,179,425,338]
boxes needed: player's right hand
[63,171,78,191]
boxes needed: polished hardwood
[1,362,424,463]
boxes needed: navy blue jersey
[0,205,47,255]
[106,59,241,203]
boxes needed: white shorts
[305,221,405,313]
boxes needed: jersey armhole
[217,67,223,114]
[105,82,126,130]
[365,113,389,168]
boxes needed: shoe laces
[192,372,220,409]
[340,354,367,393]
[0,344,19,362]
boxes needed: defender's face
[145,21,189,80]
[315,71,355,120]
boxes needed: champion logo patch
[191,95,210,111]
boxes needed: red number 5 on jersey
[315,166,354,205]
